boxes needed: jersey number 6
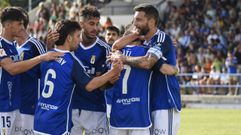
[42,69,56,98]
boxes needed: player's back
[17,36,46,114]
[109,45,152,128]
[0,37,20,112]
[34,49,81,134]
[72,37,110,112]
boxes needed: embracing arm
[0,51,63,75]
[123,53,158,70]
[112,33,139,51]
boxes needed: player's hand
[108,51,126,63]
[46,28,59,50]
[39,51,64,61]
[111,60,123,74]
[109,73,120,84]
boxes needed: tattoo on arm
[125,53,158,69]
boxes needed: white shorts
[151,109,180,135]
[71,109,108,135]
[109,127,150,135]
[12,113,34,135]
[0,110,20,135]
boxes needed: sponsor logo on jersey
[90,55,96,64]
[38,102,58,110]
[10,55,20,62]
[116,97,140,105]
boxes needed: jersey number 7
[122,65,131,94]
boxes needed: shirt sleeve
[147,34,172,60]
[72,59,92,89]
[30,39,47,56]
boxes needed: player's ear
[149,18,155,27]
[67,35,72,42]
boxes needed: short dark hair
[134,3,159,26]
[106,26,120,36]
[79,5,100,21]
[55,20,81,46]
[16,7,29,28]
[0,7,26,26]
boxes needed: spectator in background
[36,2,50,22]
[105,25,120,46]
[103,17,112,30]
[207,65,220,94]
[225,51,238,95]
[234,42,241,86]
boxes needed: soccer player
[105,25,120,46]
[33,20,122,135]
[71,5,112,135]
[109,25,178,135]
[111,4,181,135]
[0,7,62,135]
[108,31,152,135]
[13,7,46,135]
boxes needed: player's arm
[73,60,123,92]
[0,51,63,75]
[152,58,179,75]
[112,33,139,51]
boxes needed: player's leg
[109,128,127,135]
[0,110,19,135]
[129,129,150,135]
[151,109,180,135]
[79,110,108,135]
[71,109,84,135]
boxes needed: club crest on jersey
[90,55,96,64]
[0,49,7,57]
[20,52,24,60]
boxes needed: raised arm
[112,33,139,51]
[0,51,63,75]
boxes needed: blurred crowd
[161,0,241,95]
[28,0,241,95]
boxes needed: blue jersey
[108,45,152,129]
[145,30,181,111]
[17,36,46,115]
[34,49,92,135]
[0,37,20,112]
[72,37,110,112]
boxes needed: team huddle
[0,3,181,135]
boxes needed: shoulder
[28,37,46,54]
[156,31,171,43]
[96,38,111,50]
[152,31,172,47]
[69,52,86,70]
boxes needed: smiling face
[133,11,150,36]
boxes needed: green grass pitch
[179,108,241,135]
